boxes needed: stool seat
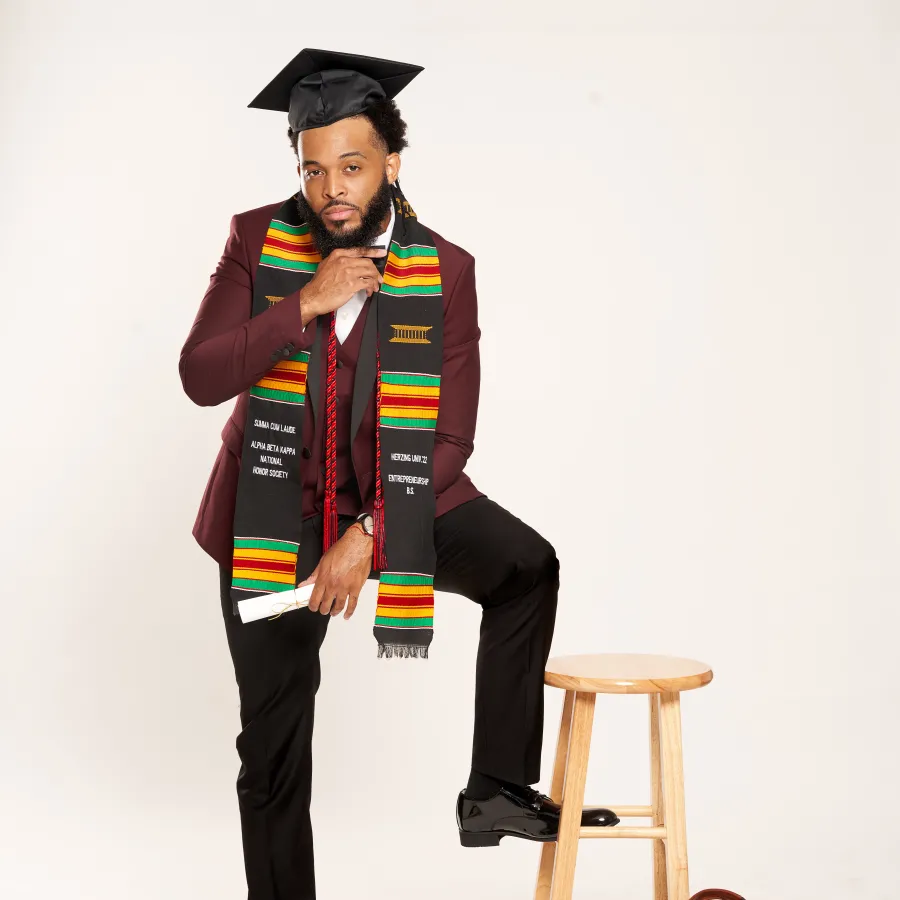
[544,653,713,695]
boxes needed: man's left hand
[298,524,373,619]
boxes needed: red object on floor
[689,891,747,900]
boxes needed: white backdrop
[1,2,898,898]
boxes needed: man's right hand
[298,246,387,328]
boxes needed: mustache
[322,201,359,211]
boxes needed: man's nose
[323,174,347,202]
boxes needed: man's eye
[347,165,360,172]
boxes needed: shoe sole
[459,817,621,848]
[459,830,553,847]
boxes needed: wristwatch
[354,512,375,536]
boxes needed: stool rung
[588,804,653,817]
[580,826,666,840]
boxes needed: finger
[343,592,359,620]
[308,579,326,613]
[367,262,385,283]
[343,266,377,285]
[318,587,335,616]
[335,246,387,259]
[297,566,319,589]
[359,277,381,297]
[330,589,348,617]
[356,271,383,290]
[347,260,383,281]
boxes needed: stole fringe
[377,642,430,659]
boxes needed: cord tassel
[373,342,387,571]
[323,310,339,551]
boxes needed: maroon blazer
[179,200,485,569]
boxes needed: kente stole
[229,182,442,659]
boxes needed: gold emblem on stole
[265,295,284,306]
[392,196,417,218]
[390,324,432,344]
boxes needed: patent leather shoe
[456,783,619,847]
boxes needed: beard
[295,174,394,258]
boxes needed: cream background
[1,1,898,897]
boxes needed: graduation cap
[247,48,424,132]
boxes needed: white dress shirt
[331,204,395,344]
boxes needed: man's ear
[386,151,401,184]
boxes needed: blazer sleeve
[360,253,481,516]
[179,213,316,407]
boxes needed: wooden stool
[534,653,714,900]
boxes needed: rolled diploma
[237,582,316,624]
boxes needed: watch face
[361,514,374,535]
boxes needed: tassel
[323,311,339,551]
[373,343,387,571]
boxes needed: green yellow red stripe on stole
[381,242,442,296]
[232,537,299,593]
[259,220,322,273]
[250,350,310,404]
[375,573,435,628]
[379,372,440,430]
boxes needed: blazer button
[301,447,311,459]
[270,350,280,362]
[337,360,344,369]
[282,347,291,357]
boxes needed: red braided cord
[373,343,387,570]
[323,311,338,551]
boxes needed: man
[179,48,617,899]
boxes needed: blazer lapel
[306,314,325,427]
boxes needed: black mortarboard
[247,48,423,132]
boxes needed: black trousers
[217,494,559,900]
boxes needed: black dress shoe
[456,784,620,847]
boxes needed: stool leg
[659,691,689,900]
[650,693,668,900]
[534,690,575,900]
[550,691,595,900]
